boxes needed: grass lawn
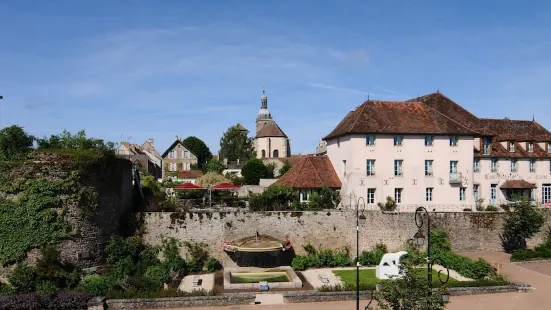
[333,269,459,288]
[332,269,508,289]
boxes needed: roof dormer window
[528,142,534,153]
[509,141,515,153]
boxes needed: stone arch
[273,149,279,157]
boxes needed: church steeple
[256,90,272,122]
[261,90,268,109]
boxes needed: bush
[358,243,388,266]
[500,197,545,252]
[485,205,498,211]
[144,265,169,288]
[205,258,222,272]
[0,291,93,310]
[241,158,268,185]
[377,196,397,212]
[35,246,81,290]
[0,282,13,296]
[291,256,309,271]
[77,274,117,296]
[430,230,451,253]
[333,253,351,267]
[8,263,37,293]
[435,251,493,279]
[36,282,57,294]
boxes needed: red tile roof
[324,100,478,140]
[474,141,551,158]
[500,180,537,189]
[178,170,203,179]
[256,121,288,138]
[477,118,551,142]
[276,155,306,166]
[272,155,341,189]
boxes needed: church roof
[256,121,287,138]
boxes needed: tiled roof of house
[500,179,537,189]
[178,170,203,179]
[120,142,145,154]
[477,118,551,142]
[410,92,488,134]
[276,155,306,166]
[273,155,341,189]
[256,121,288,138]
[323,100,478,140]
[474,141,551,158]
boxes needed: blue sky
[1,1,551,154]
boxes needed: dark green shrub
[0,282,13,296]
[162,238,187,275]
[317,249,335,266]
[358,243,388,266]
[144,265,169,288]
[205,258,222,272]
[332,253,351,267]
[118,276,157,292]
[186,260,203,273]
[105,288,214,299]
[35,281,57,294]
[377,196,397,211]
[511,249,537,261]
[500,197,545,252]
[8,263,37,293]
[485,205,498,211]
[436,252,493,279]
[105,236,160,279]
[291,255,309,271]
[77,274,118,296]
[430,230,452,253]
[35,246,81,290]
[0,291,93,310]
[184,241,209,266]
[303,243,317,255]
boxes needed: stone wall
[140,209,551,267]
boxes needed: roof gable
[323,100,477,140]
[273,155,341,189]
[161,140,197,158]
[256,121,287,138]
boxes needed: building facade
[161,136,198,179]
[324,92,551,211]
[254,91,291,159]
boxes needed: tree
[241,158,268,185]
[197,172,228,188]
[182,136,212,169]
[204,159,225,174]
[219,125,255,162]
[500,197,545,252]
[278,160,292,177]
[0,125,34,160]
[36,129,115,152]
[265,162,277,178]
[369,260,447,310]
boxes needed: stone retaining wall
[140,210,551,267]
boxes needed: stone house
[116,140,162,179]
[161,136,198,179]
[323,91,551,211]
[254,91,291,159]
[272,155,341,202]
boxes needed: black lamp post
[414,206,450,300]
[356,197,367,310]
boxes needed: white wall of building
[327,134,475,211]
[255,137,288,158]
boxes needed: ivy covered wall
[0,152,133,267]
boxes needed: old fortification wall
[140,210,551,267]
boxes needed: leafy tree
[241,158,268,185]
[204,159,225,174]
[219,125,255,162]
[500,197,545,252]
[265,162,277,178]
[197,172,228,188]
[278,160,292,177]
[36,129,115,152]
[182,136,212,169]
[0,125,34,160]
[369,260,448,310]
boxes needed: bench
[317,273,330,284]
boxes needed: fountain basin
[222,235,291,253]
[223,266,302,290]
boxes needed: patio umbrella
[173,182,204,190]
[212,182,240,190]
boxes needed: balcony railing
[449,172,462,183]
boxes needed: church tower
[253,90,291,159]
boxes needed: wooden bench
[317,273,330,284]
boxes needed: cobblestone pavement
[162,252,551,310]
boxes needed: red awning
[212,182,240,190]
[173,183,204,190]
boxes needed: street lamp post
[414,206,450,301]
[356,197,367,310]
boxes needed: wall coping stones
[88,284,531,309]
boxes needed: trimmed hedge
[511,246,551,262]
[0,291,93,310]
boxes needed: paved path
[162,252,551,310]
